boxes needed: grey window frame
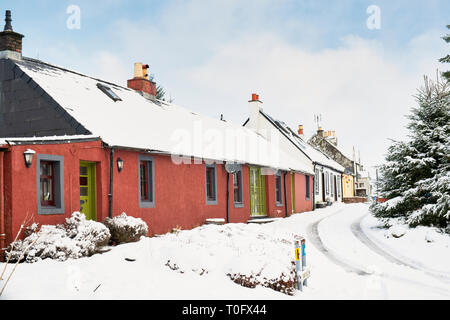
[205,164,218,205]
[36,154,64,215]
[138,155,155,208]
[233,166,244,208]
[275,172,283,207]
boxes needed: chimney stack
[317,127,324,137]
[0,10,24,60]
[248,93,264,135]
[127,62,157,100]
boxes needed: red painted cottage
[0,11,314,258]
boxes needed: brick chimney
[127,62,157,100]
[0,11,24,60]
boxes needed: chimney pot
[251,93,260,102]
[298,125,304,136]
[4,10,12,31]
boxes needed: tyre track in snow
[351,214,450,284]
[306,209,371,276]
[307,206,450,297]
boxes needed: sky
[2,0,449,177]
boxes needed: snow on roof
[15,58,312,174]
[260,111,345,173]
[2,135,100,145]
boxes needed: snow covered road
[1,203,449,300]
[312,204,450,299]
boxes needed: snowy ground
[1,203,449,300]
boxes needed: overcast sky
[3,0,449,177]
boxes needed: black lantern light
[117,157,124,172]
[23,149,35,168]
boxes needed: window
[97,83,122,102]
[337,176,342,199]
[275,172,283,206]
[139,156,155,208]
[37,154,64,215]
[205,164,217,205]
[325,172,329,194]
[233,168,243,207]
[315,169,320,195]
[331,174,334,197]
[40,161,55,206]
[360,182,365,188]
[305,175,311,200]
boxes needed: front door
[249,167,266,217]
[322,172,326,202]
[80,162,97,221]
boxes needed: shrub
[5,212,111,263]
[102,213,148,244]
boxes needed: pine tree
[371,76,450,228]
[156,85,166,101]
[440,25,450,82]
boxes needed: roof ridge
[21,56,130,91]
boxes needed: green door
[291,173,295,214]
[249,167,266,217]
[80,162,97,221]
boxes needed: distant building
[308,128,369,202]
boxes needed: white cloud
[57,1,447,179]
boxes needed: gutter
[108,148,114,219]
[0,150,6,260]
[226,172,230,223]
[312,163,316,210]
[283,171,288,218]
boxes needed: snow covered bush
[5,212,110,263]
[371,76,450,228]
[158,223,300,296]
[102,213,148,244]
[227,262,298,296]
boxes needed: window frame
[275,172,283,207]
[315,169,320,195]
[305,175,311,201]
[138,155,155,208]
[331,173,334,197]
[36,154,64,215]
[232,166,244,208]
[97,83,122,102]
[205,164,218,205]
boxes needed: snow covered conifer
[439,25,450,82]
[371,76,450,228]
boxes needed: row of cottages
[243,97,345,209]
[0,12,316,256]
[308,128,371,202]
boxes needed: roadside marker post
[295,238,310,292]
